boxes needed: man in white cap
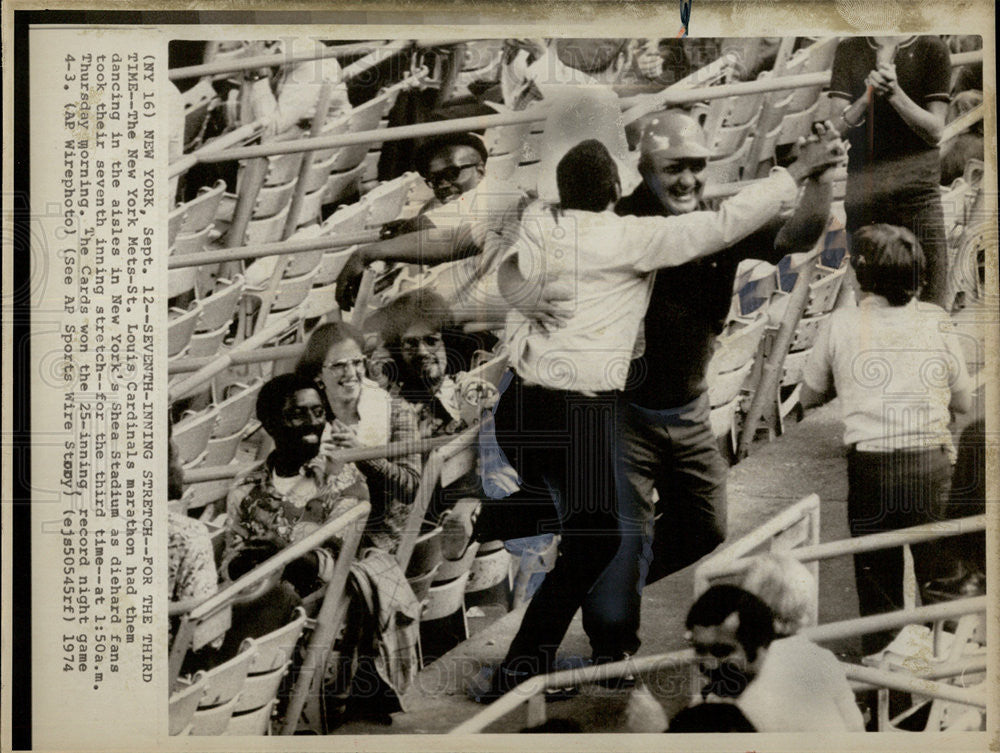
[579,110,838,679]
[476,120,844,700]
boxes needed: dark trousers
[582,394,727,658]
[491,373,621,676]
[847,446,953,655]
[845,184,950,309]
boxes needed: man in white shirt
[478,135,842,700]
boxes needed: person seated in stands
[685,585,775,707]
[800,224,972,655]
[374,289,466,438]
[225,373,369,594]
[739,554,865,731]
[335,130,531,329]
[296,322,421,554]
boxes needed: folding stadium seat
[781,38,838,115]
[187,322,230,359]
[169,671,209,736]
[175,180,228,236]
[703,137,754,184]
[172,405,220,468]
[711,116,759,159]
[465,541,512,609]
[324,164,365,206]
[264,152,306,187]
[190,642,258,735]
[484,122,534,160]
[173,223,215,257]
[360,173,422,227]
[182,79,218,151]
[196,275,245,332]
[212,378,263,439]
[168,302,204,359]
[169,266,199,301]
[777,100,824,148]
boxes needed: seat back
[246,606,309,675]
[213,379,263,437]
[224,699,276,735]
[264,152,305,187]
[168,303,204,358]
[198,275,245,333]
[199,641,258,708]
[169,671,209,735]
[323,164,365,206]
[173,406,220,467]
[244,204,291,246]
[407,565,440,603]
[252,180,297,220]
[234,664,288,714]
[169,266,199,300]
[203,428,244,466]
[708,316,769,375]
[187,322,229,359]
[435,541,481,583]
[406,527,444,579]
[466,546,511,594]
[422,570,473,621]
[173,224,215,257]
[179,180,227,234]
[360,172,421,227]
[190,695,239,736]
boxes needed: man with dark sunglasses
[335,130,533,324]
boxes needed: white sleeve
[627,168,799,273]
[802,313,835,395]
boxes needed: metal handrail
[169,49,983,172]
[450,594,986,733]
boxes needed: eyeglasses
[322,357,366,376]
[425,162,481,188]
[400,333,443,350]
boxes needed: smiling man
[581,111,840,677]
[225,373,369,559]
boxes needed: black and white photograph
[5,5,996,751]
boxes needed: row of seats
[170,608,308,735]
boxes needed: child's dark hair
[851,224,926,306]
[556,139,620,212]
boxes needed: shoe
[591,653,637,690]
[468,661,582,704]
[467,664,531,704]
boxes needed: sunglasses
[322,357,366,376]
[425,162,481,188]
[400,333,443,350]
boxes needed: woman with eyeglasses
[297,322,421,554]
